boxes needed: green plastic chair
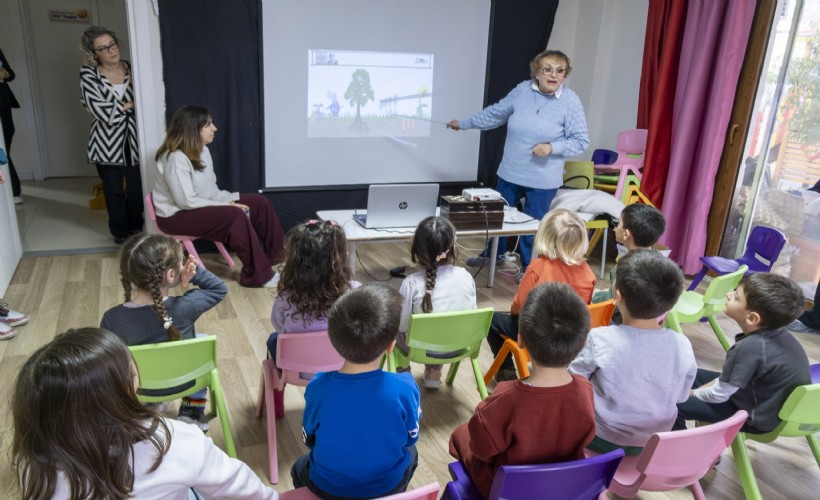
[665,265,748,351]
[389,307,494,400]
[563,160,594,189]
[129,335,236,457]
[731,383,820,500]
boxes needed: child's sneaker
[0,303,29,327]
[423,365,443,389]
[0,321,17,341]
[177,403,209,433]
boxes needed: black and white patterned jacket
[79,61,139,166]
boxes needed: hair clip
[307,219,318,225]
[425,289,434,295]
[163,316,173,330]
[435,251,448,262]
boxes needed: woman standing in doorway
[80,26,143,244]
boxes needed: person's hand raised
[180,255,198,288]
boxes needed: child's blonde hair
[532,209,588,265]
[119,234,184,341]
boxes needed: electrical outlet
[503,252,516,262]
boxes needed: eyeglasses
[94,41,119,54]
[539,65,567,77]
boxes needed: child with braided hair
[101,234,227,431]
[397,216,477,388]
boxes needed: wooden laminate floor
[1,241,818,499]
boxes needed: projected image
[307,50,434,138]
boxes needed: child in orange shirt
[486,209,595,382]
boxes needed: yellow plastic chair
[563,160,594,189]
[389,308,494,400]
[483,300,616,385]
[665,265,747,351]
[129,335,236,457]
[731,382,820,500]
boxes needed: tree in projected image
[344,69,374,127]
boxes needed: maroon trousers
[157,194,285,287]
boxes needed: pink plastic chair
[588,410,747,499]
[255,331,344,483]
[593,129,648,200]
[144,193,235,270]
[279,482,440,500]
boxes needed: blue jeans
[481,178,557,267]
[291,445,419,499]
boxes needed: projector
[462,188,503,202]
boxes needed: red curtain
[637,0,688,207]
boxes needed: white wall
[0,0,43,182]
[549,0,648,155]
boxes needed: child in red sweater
[449,282,596,497]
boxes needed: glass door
[721,0,820,300]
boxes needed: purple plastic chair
[811,363,820,384]
[442,449,624,500]
[688,225,786,291]
[591,148,617,165]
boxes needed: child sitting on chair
[397,216,476,388]
[674,273,810,434]
[592,203,666,304]
[569,250,696,455]
[101,234,228,431]
[291,285,421,499]
[267,219,359,360]
[487,209,596,383]
[449,282,596,498]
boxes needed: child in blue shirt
[291,284,421,499]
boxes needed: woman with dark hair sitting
[12,327,276,499]
[152,105,285,287]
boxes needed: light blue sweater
[459,81,589,190]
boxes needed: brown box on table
[440,195,505,230]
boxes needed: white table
[317,208,608,287]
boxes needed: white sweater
[569,324,697,447]
[54,419,277,500]
[153,147,239,218]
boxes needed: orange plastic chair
[144,193,235,270]
[483,300,616,384]
[255,331,344,483]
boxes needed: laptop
[354,184,439,229]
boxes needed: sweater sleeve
[568,333,597,378]
[510,266,539,316]
[185,425,278,499]
[79,65,128,126]
[398,277,417,334]
[466,398,504,463]
[549,93,589,158]
[460,83,524,131]
[162,152,233,210]
[183,266,228,316]
[271,295,287,333]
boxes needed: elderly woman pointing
[448,50,589,278]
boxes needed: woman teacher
[152,105,285,288]
[80,26,143,244]
[448,50,589,276]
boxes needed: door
[23,0,129,178]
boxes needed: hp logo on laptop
[399,201,408,210]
